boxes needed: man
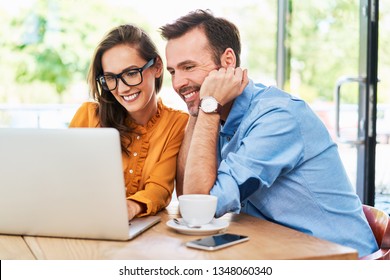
[160,9,377,258]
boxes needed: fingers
[200,66,248,105]
[240,68,249,92]
[219,67,246,80]
[224,67,248,92]
[126,200,143,221]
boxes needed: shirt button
[129,169,134,174]
[133,152,138,157]
[136,135,140,140]
[227,137,231,141]
[241,203,245,207]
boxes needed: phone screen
[186,233,249,250]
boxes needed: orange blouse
[69,98,188,217]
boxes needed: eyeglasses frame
[96,58,155,91]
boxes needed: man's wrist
[199,96,222,115]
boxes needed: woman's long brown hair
[87,24,163,153]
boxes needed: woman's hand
[126,200,145,220]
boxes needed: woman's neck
[129,94,158,126]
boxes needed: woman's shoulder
[69,101,99,127]
[77,101,99,111]
[159,101,189,122]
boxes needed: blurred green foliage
[290,0,359,103]
[0,0,149,103]
[0,0,389,105]
[290,0,390,104]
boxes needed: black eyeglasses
[96,58,155,91]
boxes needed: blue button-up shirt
[210,80,378,257]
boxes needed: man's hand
[200,67,249,105]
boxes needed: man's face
[165,28,217,116]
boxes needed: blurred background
[0,0,389,213]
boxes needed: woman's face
[101,44,161,122]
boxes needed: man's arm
[176,116,197,196]
[183,67,249,194]
[183,112,220,194]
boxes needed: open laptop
[0,128,160,241]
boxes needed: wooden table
[0,202,358,260]
[0,235,35,260]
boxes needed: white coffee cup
[178,194,218,226]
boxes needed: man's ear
[220,48,236,68]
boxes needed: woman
[69,24,188,220]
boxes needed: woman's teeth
[123,92,140,101]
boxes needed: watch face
[201,97,218,113]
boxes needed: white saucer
[166,218,229,235]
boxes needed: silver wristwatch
[199,96,222,115]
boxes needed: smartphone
[186,233,249,251]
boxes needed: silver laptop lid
[0,128,133,240]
